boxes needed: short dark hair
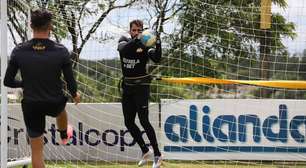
[31,9,52,31]
[130,20,143,29]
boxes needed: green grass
[16,161,306,168]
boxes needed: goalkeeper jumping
[117,19,162,168]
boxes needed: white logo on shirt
[123,58,140,69]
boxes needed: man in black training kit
[4,9,80,168]
[118,20,162,168]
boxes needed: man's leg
[30,136,45,168]
[56,109,67,132]
[56,109,73,144]
[135,85,161,157]
[21,101,46,168]
[122,87,149,154]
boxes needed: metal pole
[1,0,8,167]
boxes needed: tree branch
[8,24,18,46]
[78,0,91,41]
[78,0,137,52]
[8,7,26,42]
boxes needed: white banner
[161,99,306,160]
[8,99,306,161]
[6,103,159,161]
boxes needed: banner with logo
[161,99,306,160]
[6,103,159,161]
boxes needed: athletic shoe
[60,124,73,145]
[152,156,162,168]
[138,148,153,167]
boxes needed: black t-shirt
[4,38,77,103]
[117,36,161,77]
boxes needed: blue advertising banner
[161,99,306,160]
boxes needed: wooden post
[260,0,272,97]
[260,0,272,29]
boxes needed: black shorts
[21,97,67,138]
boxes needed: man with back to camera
[4,9,80,168]
[117,19,162,168]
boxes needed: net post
[1,0,8,167]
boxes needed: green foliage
[8,0,304,101]
[75,59,122,102]
[75,0,303,101]
[166,0,296,81]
